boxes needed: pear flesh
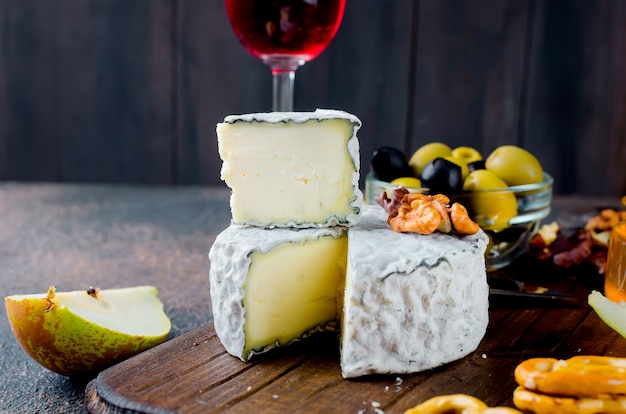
[588,290,626,338]
[5,285,171,376]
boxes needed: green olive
[451,146,482,164]
[408,142,452,177]
[485,145,543,186]
[462,170,518,231]
[390,176,422,189]
[463,169,509,190]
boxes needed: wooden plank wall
[0,0,624,197]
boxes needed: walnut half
[377,189,479,235]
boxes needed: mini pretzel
[513,386,626,414]
[403,394,522,414]
[514,356,626,397]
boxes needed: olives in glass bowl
[364,144,554,271]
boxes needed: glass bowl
[364,171,554,271]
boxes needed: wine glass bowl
[225,0,346,111]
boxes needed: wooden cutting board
[84,321,509,414]
[84,286,623,414]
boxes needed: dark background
[0,0,624,196]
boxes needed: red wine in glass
[226,0,346,111]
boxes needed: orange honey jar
[605,220,626,302]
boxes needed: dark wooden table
[0,183,624,413]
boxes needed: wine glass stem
[272,69,295,112]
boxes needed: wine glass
[225,0,346,112]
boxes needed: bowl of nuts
[365,143,554,271]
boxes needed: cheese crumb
[371,401,385,413]
[395,377,403,392]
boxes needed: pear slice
[5,285,171,376]
[588,290,626,338]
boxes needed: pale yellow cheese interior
[217,119,356,225]
[242,234,347,357]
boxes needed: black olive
[420,157,463,193]
[370,147,413,182]
[467,159,486,173]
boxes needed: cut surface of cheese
[340,205,490,378]
[209,223,347,361]
[216,109,362,228]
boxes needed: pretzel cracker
[404,394,521,414]
[514,356,626,397]
[514,386,626,414]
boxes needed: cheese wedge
[216,110,362,228]
[209,223,347,360]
